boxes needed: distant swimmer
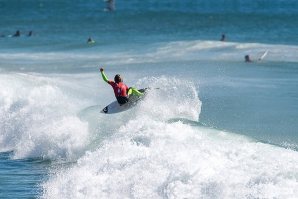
[245,55,253,62]
[28,31,35,36]
[87,38,95,44]
[245,51,268,62]
[100,68,143,105]
[13,30,22,37]
[104,0,116,11]
[220,34,226,41]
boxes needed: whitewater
[1,0,298,198]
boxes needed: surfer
[28,31,35,36]
[100,68,143,105]
[87,38,95,44]
[104,0,116,11]
[220,34,226,41]
[244,55,253,62]
[13,30,21,37]
[245,55,261,62]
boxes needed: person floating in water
[220,34,226,41]
[28,31,35,36]
[244,55,252,62]
[245,55,261,62]
[104,0,116,11]
[100,68,143,105]
[13,30,21,37]
[87,38,95,44]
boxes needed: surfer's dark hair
[114,74,123,83]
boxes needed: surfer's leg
[128,88,144,97]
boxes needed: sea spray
[0,74,90,160]
[134,76,201,121]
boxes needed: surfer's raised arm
[100,68,109,83]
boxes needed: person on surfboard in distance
[100,68,144,105]
[87,37,95,44]
[245,55,261,62]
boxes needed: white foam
[134,76,201,121]
[1,65,298,198]
[39,76,298,198]
[0,73,90,160]
[41,116,298,198]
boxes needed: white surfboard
[258,51,268,61]
[101,88,148,114]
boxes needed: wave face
[41,93,298,198]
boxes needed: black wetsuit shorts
[117,96,129,105]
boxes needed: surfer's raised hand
[100,68,104,72]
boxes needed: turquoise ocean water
[1,0,298,198]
